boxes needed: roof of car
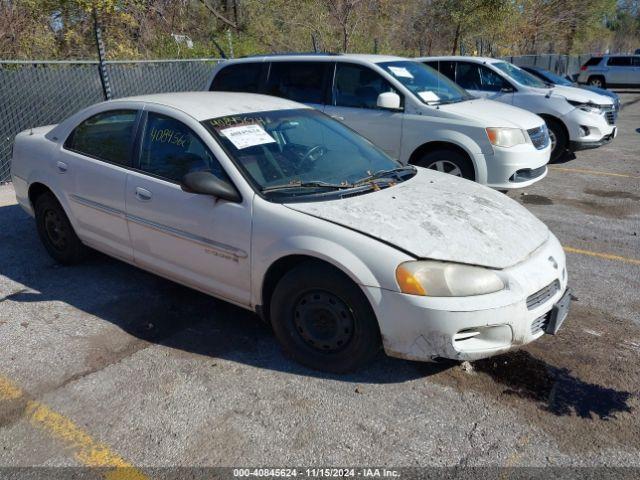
[222,53,408,64]
[416,56,504,64]
[107,91,309,121]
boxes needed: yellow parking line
[548,166,640,180]
[0,375,148,480]
[564,246,640,266]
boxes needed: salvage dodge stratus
[11,92,570,372]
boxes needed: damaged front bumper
[366,236,569,362]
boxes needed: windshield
[378,61,472,105]
[203,109,412,201]
[535,69,572,86]
[493,62,548,88]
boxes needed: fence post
[93,9,112,100]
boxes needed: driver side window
[478,65,508,92]
[333,63,400,109]
[139,113,228,183]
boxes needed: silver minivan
[577,55,640,88]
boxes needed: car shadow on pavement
[468,350,634,420]
[550,150,577,164]
[1,203,636,417]
[0,203,445,385]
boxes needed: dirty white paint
[286,169,549,269]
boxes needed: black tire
[587,75,606,89]
[544,117,569,163]
[414,148,475,180]
[34,192,87,265]
[270,261,381,373]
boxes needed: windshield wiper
[354,166,416,185]
[262,180,354,194]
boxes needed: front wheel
[415,149,475,180]
[270,262,381,373]
[544,118,569,163]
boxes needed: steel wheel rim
[44,209,67,250]
[548,128,557,153]
[426,160,463,177]
[293,290,354,352]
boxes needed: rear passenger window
[210,63,265,92]
[139,113,228,183]
[607,57,632,67]
[65,110,137,165]
[584,57,602,67]
[265,62,329,104]
[333,63,400,109]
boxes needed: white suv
[577,55,640,88]
[207,54,551,190]
[420,56,617,162]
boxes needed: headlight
[485,127,528,148]
[396,261,505,297]
[567,99,603,114]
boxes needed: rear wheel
[544,118,568,163]
[415,149,475,180]
[270,262,381,373]
[587,76,605,89]
[34,192,87,264]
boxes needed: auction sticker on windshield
[388,66,414,79]
[220,124,276,150]
[418,91,440,102]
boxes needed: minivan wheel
[416,149,475,180]
[34,192,87,264]
[544,118,568,163]
[588,76,605,89]
[270,262,381,373]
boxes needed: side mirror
[377,92,402,110]
[181,171,241,202]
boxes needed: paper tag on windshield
[388,66,414,79]
[220,124,276,150]
[418,91,440,102]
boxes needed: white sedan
[10,92,571,372]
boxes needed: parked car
[521,66,620,111]
[420,56,617,162]
[577,55,640,88]
[207,54,551,190]
[10,92,570,372]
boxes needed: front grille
[604,108,617,125]
[531,311,551,335]
[527,125,550,150]
[526,280,560,310]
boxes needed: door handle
[331,115,345,121]
[56,161,68,173]
[135,187,152,201]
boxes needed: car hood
[285,169,549,269]
[439,98,544,129]
[530,84,614,106]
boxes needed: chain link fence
[0,54,597,183]
[0,59,221,183]
[502,54,594,77]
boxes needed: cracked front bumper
[366,235,569,362]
